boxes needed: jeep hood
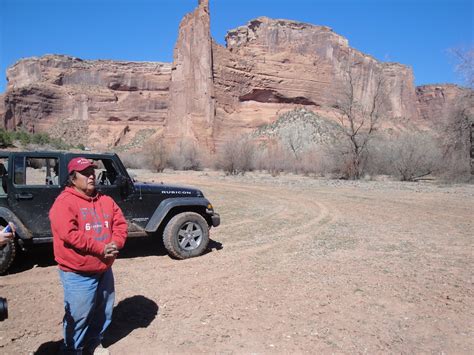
[133,182,203,197]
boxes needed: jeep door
[7,154,61,237]
[84,156,163,235]
[84,156,144,233]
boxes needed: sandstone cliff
[4,55,171,149]
[211,17,420,149]
[416,84,472,124]
[166,0,215,150]
[1,1,470,157]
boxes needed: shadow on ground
[6,237,166,275]
[35,340,62,354]
[206,239,223,254]
[5,236,223,275]
[103,295,159,347]
[34,296,158,354]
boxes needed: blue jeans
[59,268,115,354]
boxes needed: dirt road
[1,170,473,354]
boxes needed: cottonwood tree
[334,64,387,179]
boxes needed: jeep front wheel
[163,212,209,259]
[0,239,16,274]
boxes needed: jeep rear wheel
[163,212,209,259]
[0,239,16,274]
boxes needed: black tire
[0,239,16,274]
[163,212,209,259]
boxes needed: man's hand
[104,241,119,258]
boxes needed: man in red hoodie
[50,157,127,355]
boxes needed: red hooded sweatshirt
[49,187,128,273]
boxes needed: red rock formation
[166,0,215,150]
[0,1,470,156]
[0,94,5,125]
[416,84,474,170]
[416,84,472,124]
[3,55,171,149]
[210,17,422,149]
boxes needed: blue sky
[0,0,472,93]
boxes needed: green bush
[0,128,73,150]
[13,130,31,145]
[0,129,14,147]
[31,133,51,145]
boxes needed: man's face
[72,167,96,196]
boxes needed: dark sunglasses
[77,168,96,177]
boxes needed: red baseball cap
[68,157,97,174]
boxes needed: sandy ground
[0,170,473,354]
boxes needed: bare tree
[437,91,473,181]
[334,65,386,179]
[449,46,474,89]
[447,46,474,178]
[149,139,169,172]
[261,139,291,176]
[217,135,255,175]
[168,139,202,171]
[369,132,442,181]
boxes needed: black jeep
[0,151,220,273]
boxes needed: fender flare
[0,207,32,240]
[145,197,210,233]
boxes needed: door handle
[15,193,33,200]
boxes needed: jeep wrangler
[0,151,220,274]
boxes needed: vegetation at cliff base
[0,128,78,150]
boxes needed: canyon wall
[1,1,470,155]
[3,55,171,149]
[211,17,420,148]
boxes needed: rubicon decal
[161,190,192,195]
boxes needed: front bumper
[210,212,220,227]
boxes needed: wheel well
[163,206,210,227]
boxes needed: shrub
[0,129,14,148]
[119,151,153,170]
[318,139,367,179]
[31,133,51,145]
[13,130,31,145]
[369,132,442,181]
[253,139,336,177]
[168,140,203,171]
[4,129,71,150]
[438,152,472,183]
[148,139,169,172]
[298,145,333,176]
[217,136,255,175]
